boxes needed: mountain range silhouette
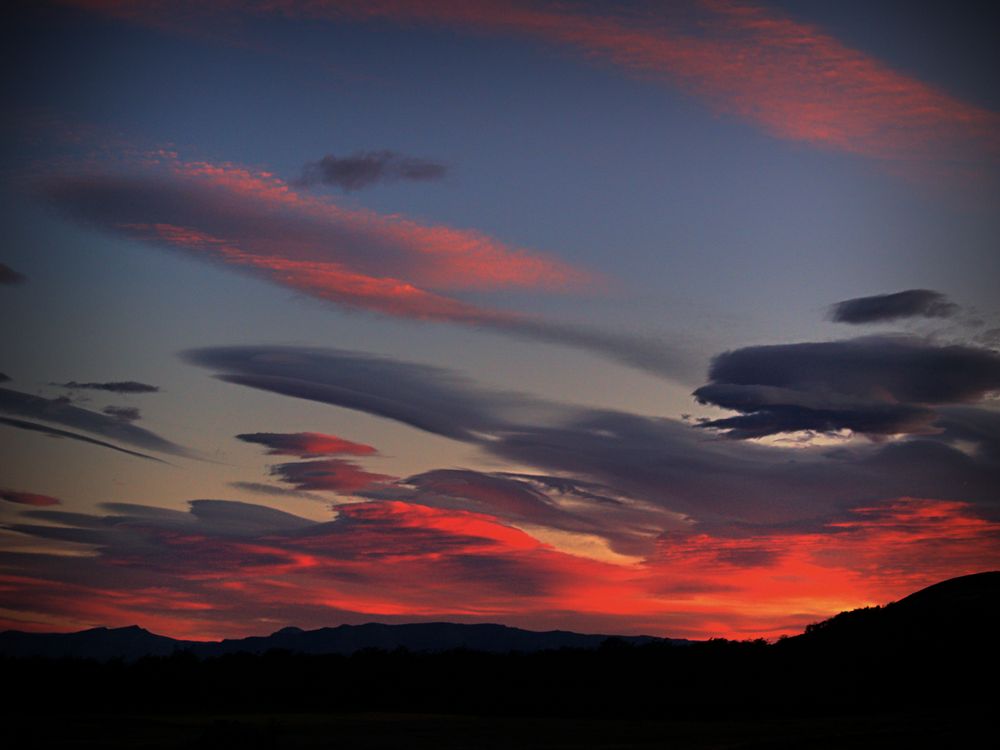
[2,571,996,661]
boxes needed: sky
[1,0,999,641]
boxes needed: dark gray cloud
[0,416,165,462]
[367,469,682,556]
[489,407,1000,526]
[829,289,958,324]
[269,458,392,493]
[0,373,9,383]
[102,405,141,422]
[298,151,448,191]
[692,336,1000,439]
[0,263,26,285]
[187,344,1000,526]
[184,346,534,441]
[1,489,61,507]
[228,481,326,502]
[0,387,187,457]
[56,380,160,394]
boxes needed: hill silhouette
[1,572,996,747]
[779,570,1000,655]
[0,620,669,661]
[4,572,996,662]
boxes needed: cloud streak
[0,416,166,462]
[102,406,142,422]
[64,0,1000,174]
[55,380,160,394]
[45,153,694,382]
[0,387,188,457]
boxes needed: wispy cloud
[64,0,1000,176]
[102,405,142,422]
[44,151,694,381]
[0,416,165,462]
[0,387,188,457]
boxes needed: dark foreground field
[5,709,994,750]
[4,573,997,748]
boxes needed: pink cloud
[63,1,1000,173]
[48,155,692,380]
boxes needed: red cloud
[238,431,377,457]
[164,156,592,293]
[269,458,393,493]
[0,489,61,507]
[64,1,1000,173]
[2,497,997,641]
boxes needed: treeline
[4,633,995,718]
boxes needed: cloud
[829,290,959,324]
[1,489,61,507]
[693,336,1000,439]
[372,468,685,558]
[228,481,326,502]
[47,159,587,293]
[298,151,448,191]
[0,373,9,383]
[269,458,393,494]
[2,494,996,640]
[0,387,188,457]
[44,152,695,383]
[64,0,1000,176]
[0,263,27,285]
[185,345,522,441]
[55,380,160,394]
[187,344,1000,527]
[102,406,141,422]
[0,416,165,462]
[237,431,376,457]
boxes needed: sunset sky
[1,0,998,641]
